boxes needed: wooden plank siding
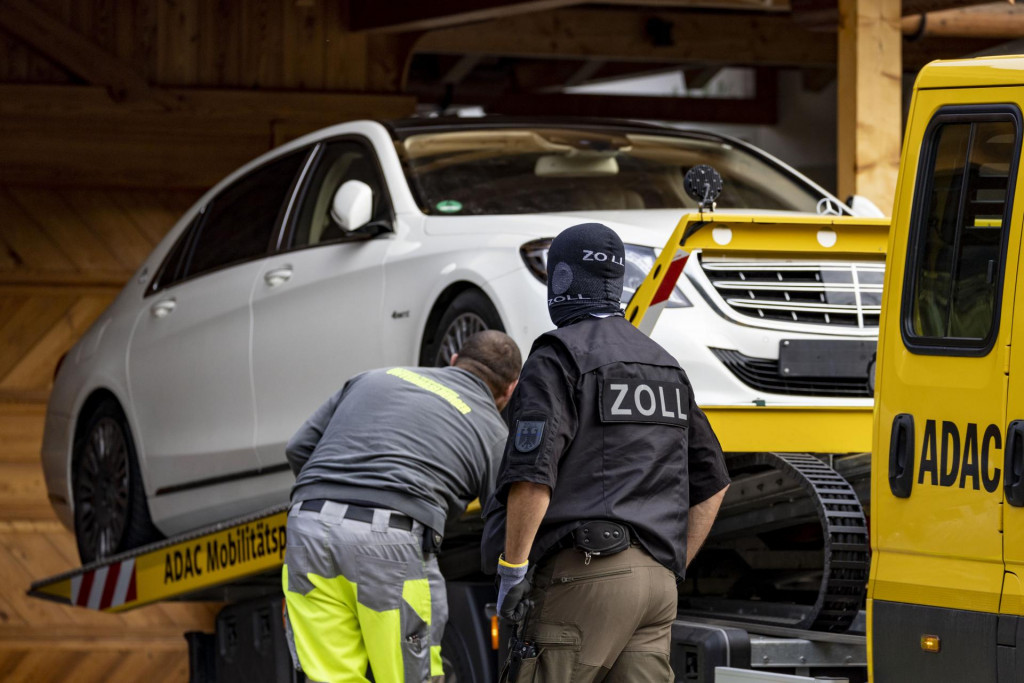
[0,187,196,281]
[1,0,410,92]
[0,183,214,682]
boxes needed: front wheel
[73,400,161,563]
[421,289,504,367]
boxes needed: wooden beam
[837,0,901,211]
[594,0,791,9]
[901,0,1004,17]
[795,0,1002,30]
[415,8,836,66]
[350,0,580,33]
[0,85,416,189]
[353,0,793,32]
[903,4,1024,39]
[0,85,414,121]
[0,0,170,106]
[486,93,777,123]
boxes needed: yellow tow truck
[866,55,1024,683]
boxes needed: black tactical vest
[484,316,697,578]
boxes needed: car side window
[151,212,201,293]
[289,140,391,249]
[178,149,308,281]
[903,108,1020,355]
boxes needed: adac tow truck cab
[869,55,1024,682]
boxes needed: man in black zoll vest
[482,222,731,682]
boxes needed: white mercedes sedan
[41,117,882,561]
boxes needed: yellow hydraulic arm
[625,211,889,453]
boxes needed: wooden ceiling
[397,0,1016,117]
[0,0,1019,133]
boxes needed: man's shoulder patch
[514,420,546,452]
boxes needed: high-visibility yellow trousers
[282,501,447,683]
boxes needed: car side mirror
[330,180,373,232]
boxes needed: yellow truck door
[1001,184,1024,648]
[870,90,1023,682]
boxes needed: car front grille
[699,257,884,330]
[711,348,874,398]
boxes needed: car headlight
[520,239,691,308]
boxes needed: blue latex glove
[496,558,530,623]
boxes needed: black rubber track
[680,452,870,632]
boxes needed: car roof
[383,116,731,143]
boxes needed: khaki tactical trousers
[507,546,676,683]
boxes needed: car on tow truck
[40,116,886,564]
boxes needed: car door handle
[1005,420,1024,507]
[264,267,293,287]
[150,299,176,318]
[889,413,915,498]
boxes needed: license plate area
[778,339,876,378]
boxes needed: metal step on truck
[29,208,888,683]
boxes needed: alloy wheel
[435,312,489,366]
[75,417,130,560]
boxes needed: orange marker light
[491,615,500,650]
[921,635,941,653]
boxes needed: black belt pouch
[422,527,443,555]
[572,520,631,556]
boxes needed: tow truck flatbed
[29,504,289,612]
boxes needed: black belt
[299,499,414,531]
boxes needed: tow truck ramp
[30,504,289,612]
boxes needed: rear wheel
[440,626,477,683]
[73,400,160,563]
[421,289,504,367]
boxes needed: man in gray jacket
[282,330,521,683]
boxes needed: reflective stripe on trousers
[282,501,447,683]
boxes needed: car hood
[418,208,833,249]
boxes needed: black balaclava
[546,222,625,327]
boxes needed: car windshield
[396,127,829,215]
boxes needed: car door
[128,149,310,500]
[251,139,392,466]
[871,98,1022,681]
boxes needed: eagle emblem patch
[514,420,545,452]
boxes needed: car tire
[421,289,504,367]
[440,625,478,683]
[72,399,161,564]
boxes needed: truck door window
[904,109,1020,354]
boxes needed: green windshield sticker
[436,200,463,213]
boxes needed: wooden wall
[0,1,420,677]
[0,0,409,92]
[0,187,220,683]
